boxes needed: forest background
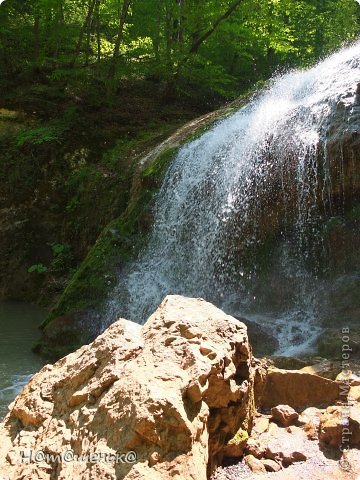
[0,0,359,306]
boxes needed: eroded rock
[0,296,255,480]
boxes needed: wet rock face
[0,296,255,480]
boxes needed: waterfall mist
[107,41,360,355]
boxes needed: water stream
[107,41,360,355]
[0,301,45,420]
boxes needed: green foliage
[44,142,177,326]
[28,263,48,274]
[230,428,249,445]
[16,125,63,147]
[0,0,358,102]
[50,242,74,272]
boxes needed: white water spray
[109,42,360,355]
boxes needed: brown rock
[261,368,341,408]
[222,426,250,459]
[245,438,267,459]
[252,415,270,435]
[263,423,309,465]
[298,407,323,427]
[261,458,282,472]
[319,404,360,448]
[298,408,322,441]
[244,454,266,473]
[271,405,299,427]
[0,296,255,480]
[221,441,246,459]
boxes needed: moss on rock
[36,97,248,358]
[37,146,179,358]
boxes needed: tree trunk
[85,11,93,66]
[152,0,162,63]
[72,0,97,67]
[96,0,101,63]
[173,0,185,89]
[163,0,176,96]
[33,15,40,63]
[107,0,132,80]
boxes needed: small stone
[6,450,18,466]
[200,343,214,356]
[149,451,160,466]
[298,407,322,427]
[271,405,299,427]
[349,385,360,402]
[245,438,266,459]
[245,454,266,473]
[187,381,202,403]
[253,416,270,435]
[292,451,307,462]
[303,421,318,440]
[261,458,281,472]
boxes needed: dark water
[0,301,46,420]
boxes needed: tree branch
[189,0,243,54]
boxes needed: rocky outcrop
[0,296,256,480]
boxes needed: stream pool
[0,301,46,420]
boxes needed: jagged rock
[260,368,341,408]
[298,407,323,440]
[0,296,255,480]
[271,405,299,427]
[298,407,323,427]
[319,404,360,448]
[221,426,250,459]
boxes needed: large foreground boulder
[0,296,255,480]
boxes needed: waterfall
[109,41,360,355]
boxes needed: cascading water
[108,42,360,355]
